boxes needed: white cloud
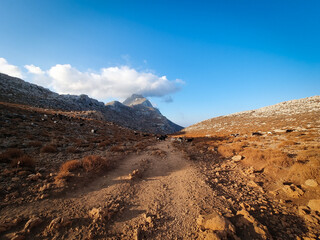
[0,58,22,78]
[27,64,183,101]
[25,64,45,75]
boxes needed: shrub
[40,144,57,153]
[241,147,291,168]
[66,146,80,153]
[289,162,320,183]
[0,148,24,163]
[59,159,82,173]
[11,155,35,168]
[82,155,110,172]
[217,145,235,158]
[28,141,42,147]
[110,145,125,152]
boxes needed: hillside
[0,73,182,134]
[183,96,320,136]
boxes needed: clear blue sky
[0,0,319,127]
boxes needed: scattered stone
[0,218,22,233]
[307,199,320,212]
[9,232,25,240]
[89,207,107,222]
[304,179,318,187]
[232,155,243,162]
[129,169,141,180]
[46,217,71,233]
[11,177,20,182]
[197,211,235,233]
[236,209,272,240]
[23,216,43,233]
[282,184,304,198]
[134,227,141,240]
[298,206,311,216]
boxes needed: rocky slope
[183,96,320,136]
[0,73,182,134]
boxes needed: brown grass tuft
[0,148,24,163]
[28,141,43,147]
[241,147,292,168]
[11,155,35,168]
[59,159,82,173]
[40,144,57,153]
[82,155,110,172]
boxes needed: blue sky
[0,0,319,127]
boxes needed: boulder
[232,155,243,162]
[23,216,43,233]
[47,217,71,232]
[307,199,320,212]
[282,184,304,198]
[236,209,272,240]
[305,179,318,187]
[197,211,235,233]
[89,207,107,222]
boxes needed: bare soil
[1,140,319,239]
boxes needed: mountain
[181,96,320,137]
[123,94,154,108]
[0,73,183,134]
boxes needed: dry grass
[59,159,82,173]
[40,144,58,153]
[66,146,80,154]
[82,155,110,172]
[28,141,43,147]
[0,148,24,163]
[58,155,110,176]
[11,155,35,168]
[277,140,297,148]
[241,147,291,168]
[217,142,248,158]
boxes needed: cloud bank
[0,57,184,102]
[25,63,183,101]
[0,58,23,78]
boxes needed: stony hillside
[0,73,182,134]
[183,96,320,136]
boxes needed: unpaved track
[1,141,218,239]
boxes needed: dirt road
[1,140,319,239]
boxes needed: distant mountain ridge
[0,72,183,134]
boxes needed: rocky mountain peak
[123,94,153,108]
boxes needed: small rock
[23,217,43,233]
[10,232,25,240]
[27,174,39,181]
[11,177,20,182]
[307,199,320,212]
[232,155,243,162]
[47,217,71,232]
[282,184,304,198]
[89,207,107,222]
[197,211,235,233]
[0,218,22,233]
[298,206,311,216]
[305,179,318,187]
[236,209,271,240]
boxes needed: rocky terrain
[0,73,182,134]
[183,96,320,136]
[0,75,319,239]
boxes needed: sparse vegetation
[40,144,58,153]
[11,155,35,168]
[0,148,24,163]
